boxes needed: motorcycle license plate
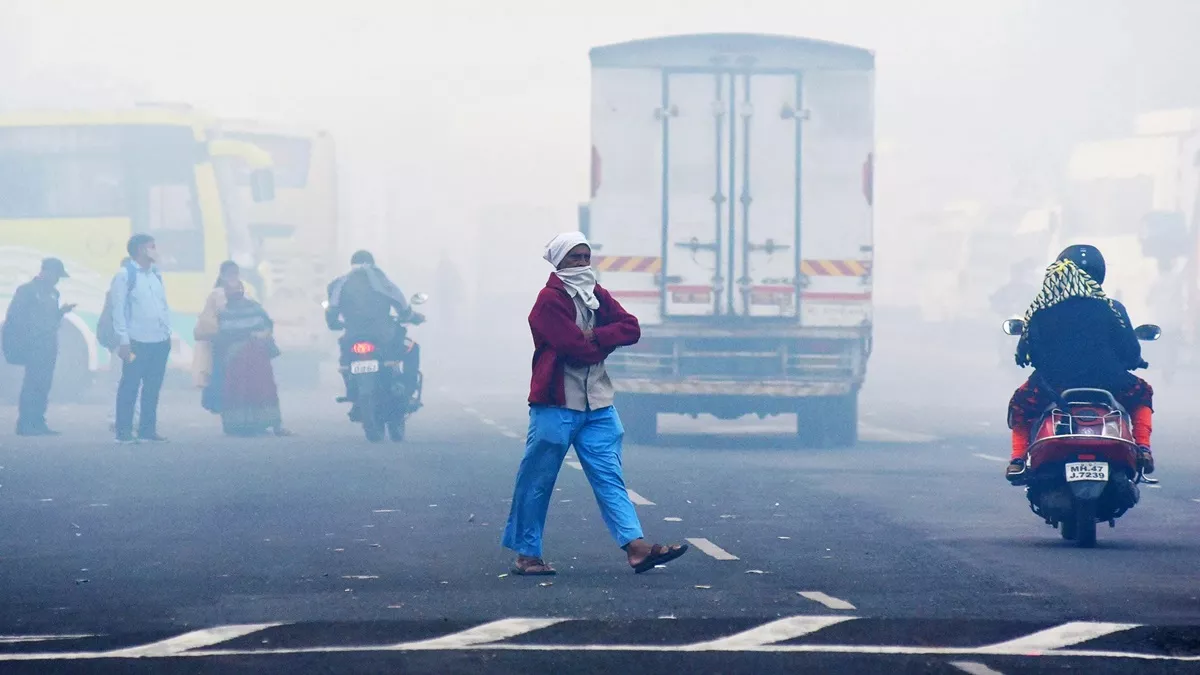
[350,360,380,375]
[1065,461,1109,482]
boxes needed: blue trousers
[502,406,644,558]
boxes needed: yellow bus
[215,119,339,384]
[0,107,275,397]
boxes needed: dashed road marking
[858,424,937,444]
[479,418,497,427]
[798,591,856,610]
[105,624,282,658]
[951,661,1006,675]
[685,537,739,561]
[973,454,1009,463]
[565,456,583,471]
[690,616,855,649]
[402,618,565,649]
[501,431,522,440]
[0,619,1192,661]
[627,489,655,506]
[980,621,1139,653]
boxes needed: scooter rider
[326,251,424,418]
[1006,244,1155,480]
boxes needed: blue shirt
[110,263,171,346]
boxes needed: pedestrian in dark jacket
[3,258,75,435]
[501,232,689,576]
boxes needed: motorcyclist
[326,250,424,418]
[1006,244,1154,480]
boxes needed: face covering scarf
[543,232,599,310]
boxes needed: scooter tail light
[351,342,375,355]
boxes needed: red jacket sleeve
[529,288,609,366]
[592,286,641,351]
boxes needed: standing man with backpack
[109,234,171,443]
[2,258,75,435]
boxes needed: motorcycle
[332,293,428,443]
[1001,318,1161,548]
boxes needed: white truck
[581,33,875,447]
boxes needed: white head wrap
[543,231,599,310]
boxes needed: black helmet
[350,250,375,266]
[1056,244,1106,285]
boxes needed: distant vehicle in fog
[578,33,875,447]
[0,105,277,399]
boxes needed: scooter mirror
[411,293,430,306]
[1002,318,1026,336]
[1133,324,1162,341]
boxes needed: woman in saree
[194,261,240,412]
[210,280,290,436]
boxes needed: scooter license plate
[350,360,380,375]
[1065,461,1109,482]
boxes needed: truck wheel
[796,393,858,449]
[619,397,657,445]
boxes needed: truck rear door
[662,68,872,322]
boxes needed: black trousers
[17,350,56,431]
[115,340,171,437]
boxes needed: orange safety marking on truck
[799,260,872,277]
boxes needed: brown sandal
[512,558,556,576]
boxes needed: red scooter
[1001,318,1161,548]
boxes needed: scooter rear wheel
[1074,501,1098,548]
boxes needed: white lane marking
[858,424,937,444]
[104,623,281,657]
[396,618,564,650]
[565,460,583,471]
[463,407,479,415]
[691,616,854,649]
[980,621,1139,653]
[502,431,522,440]
[0,635,95,644]
[685,537,739,561]
[2,623,1199,661]
[973,454,1009,463]
[798,591,856,610]
[479,418,498,427]
[1192,499,1200,503]
[1146,483,1162,489]
[951,661,1007,675]
[664,517,683,522]
[627,490,655,506]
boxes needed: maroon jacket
[528,273,641,407]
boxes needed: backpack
[96,263,162,350]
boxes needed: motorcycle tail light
[352,342,375,355]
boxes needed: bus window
[127,126,205,272]
[0,126,127,218]
[224,132,311,188]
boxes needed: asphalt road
[0,355,1197,674]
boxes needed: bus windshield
[0,124,207,271]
